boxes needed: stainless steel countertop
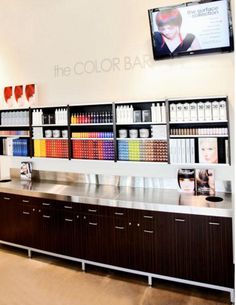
[0,179,232,217]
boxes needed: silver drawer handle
[209,222,220,226]
[88,209,97,213]
[175,218,186,222]
[22,200,29,203]
[64,205,72,209]
[144,230,154,234]
[115,212,124,216]
[115,226,124,230]
[89,222,97,226]
[23,211,30,215]
[65,218,73,222]
[3,197,10,200]
[42,202,50,206]
[43,215,51,219]
[144,215,153,219]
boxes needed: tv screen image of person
[148,0,234,60]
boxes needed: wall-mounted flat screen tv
[148,0,234,60]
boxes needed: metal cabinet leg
[230,289,235,304]
[81,261,86,271]
[28,249,32,258]
[148,276,152,286]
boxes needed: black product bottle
[105,112,108,123]
[101,112,105,123]
[90,112,94,123]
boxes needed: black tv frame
[148,0,234,60]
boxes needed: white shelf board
[71,158,114,161]
[169,120,228,124]
[72,138,114,140]
[33,138,68,140]
[0,125,29,127]
[117,138,166,141]
[116,122,166,125]
[0,135,30,138]
[170,135,228,138]
[70,123,113,126]
[32,124,68,127]
[117,160,168,164]
[170,163,230,166]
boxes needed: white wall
[0,0,234,181]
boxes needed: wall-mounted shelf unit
[0,109,31,157]
[70,104,114,160]
[0,96,230,166]
[168,96,230,165]
[32,106,69,159]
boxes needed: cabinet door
[16,204,36,247]
[109,212,131,268]
[191,215,234,288]
[0,194,19,244]
[38,207,57,253]
[55,210,75,256]
[155,212,192,279]
[82,214,110,263]
[131,210,156,273]
[74,212,84,259]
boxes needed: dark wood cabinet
[154,212,192,279]
[0,193,20,244]
[74,207,111,264]
[191,215,234,288]
[107,208,156,272]
[0,192,233,289]
[155,212,234,288]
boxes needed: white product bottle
[116,106,120,123]
[151,103,156,122]
[190,102,197,121]
[130,105,134,123]
[219,100,227,120]
[123,106,127,123]
[39,109,43,125]
[212,101,220,120]
[58,109,62,124]
[156,103,161,123]
[169,103,177,122]
[55,109,58,124]
[32,110,35,125]
[197,102,205,121]
[63,109,67,124]
[176,103,183,122]
[204,102,212,121]
[183,103,190,121]
[161,103,166,122]
[120,106,123,123]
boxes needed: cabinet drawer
[80,204,102,215]
[0,193,17,202]
[39,199,74,211]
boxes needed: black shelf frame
[0,96,231,165]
